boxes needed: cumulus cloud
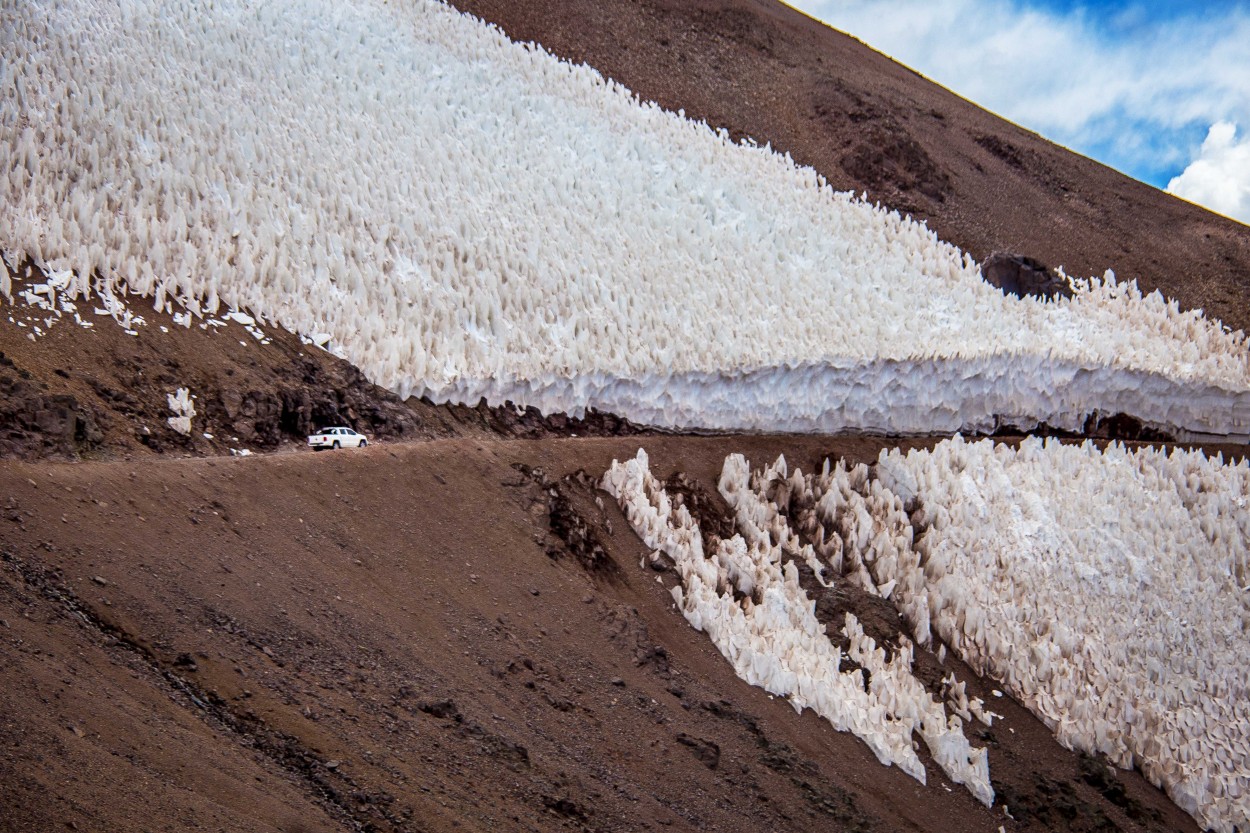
[1167,122,1250,224]
[787,0,1250,214]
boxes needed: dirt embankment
[0,260,647,462]
[0,436,1198,833]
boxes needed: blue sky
[786,0,1250,223]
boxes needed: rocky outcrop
[208,361,423,449]
[980,252,1073,301]
[0,368,105,458]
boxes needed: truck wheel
[332,441,340,449]
[360,439,367,447]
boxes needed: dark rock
[418,699,461,720]
[843,124,951,203]
[89,379,135,408]
[219,388,243,420]
[34,404,75,439]
[981,251,1073,300]
[676,733,721,769]
[1084,412,1173,443]
[0,376,104,458]
[541,795,588,820]
[636,644,670,675]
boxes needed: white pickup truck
[307,426,368,450]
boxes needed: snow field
[872,436,1250,832]
[607,441,1249,829]
[601,449,995,806]
[3,0,1250,436]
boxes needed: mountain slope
[0,437,1202,833]
[4,0,1246,441]
[1,1,1247,831]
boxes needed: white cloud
[786,1,1250,214]
[1167,122,1250,224]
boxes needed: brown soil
[449,0,1250,335]
[0,436,1200,833]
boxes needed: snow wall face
[872,437,1250,833]
[2,0,1249,436]
[604,439,1250,833]
[602,447,997,808]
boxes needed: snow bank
[873,437,1250,832]
[607,440,1249,829]
[602,449,994,805]
[2,0,1248,435]
[166,387,195,435]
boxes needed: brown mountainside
[0,438,1201,833]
